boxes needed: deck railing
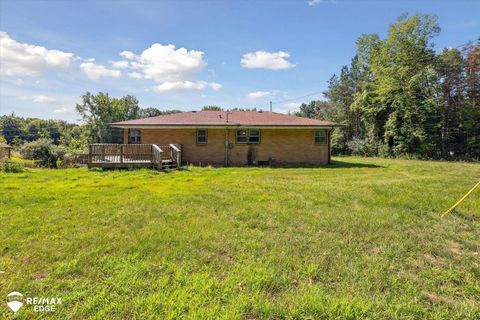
[152,144,163,168]
[170,144,182,166]
[88,143,181,169]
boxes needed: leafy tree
[139,108,182,118]
[76,92,141,143]
[322,14,479,160]
[202,106,224,111]
[19,138,67,168]
[230,107,257,111]
[0,114,25,144]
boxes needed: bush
[0,159,25,173]
[347,138,373,156]
[346,138,390,157]
[19,138,67,168]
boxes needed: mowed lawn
[0,157,479,319]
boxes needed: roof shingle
[111,111,336,127]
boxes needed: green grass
[1,157,479,319]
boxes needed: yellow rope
[442,180,480,216]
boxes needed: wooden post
[120,145,124,164]
[88,145,92,167]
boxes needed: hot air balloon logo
[6,292,24,313]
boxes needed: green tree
[139,108,182,118]
[202,106,224,111]
[76,92,141,143]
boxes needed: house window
[236,129,261,144]
[129,129,141,144]
[314,129,327,144]
[197,129,208,144]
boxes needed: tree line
[296,14,479,160]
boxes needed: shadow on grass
[326,159,383,169]
[263,159,383,169]
[89,160,382,172]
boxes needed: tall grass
[0,157,479,319]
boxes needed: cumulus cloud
[120,50,137,60]
[18,94,57,104]
[80,61,121,80]
[122,43,206,81]
[128,71,143,79]
[247,91,271,99]
[0,31,74,76]
[32,95,57,103]
[154,81,222,92]
[241,51,295,70]
[53,107,72,114]
[110,60,129,69]
[118,43,220,92]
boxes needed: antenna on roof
[270,101,272,112]
[226,110,229,123]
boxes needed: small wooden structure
[88,143,182,170]
[0,143,12,160]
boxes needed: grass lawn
[1,157,479,319]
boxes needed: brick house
[111,111,336,166]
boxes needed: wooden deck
[88,143,182,170]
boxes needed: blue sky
[0,0,479,122]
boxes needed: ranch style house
[110,110,337,166]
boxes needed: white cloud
[122,43,206,82]
[53,107,72,114]
[209,82,222,91]
[18,94,57,104]
[308,0,335,6]
[80,62,121,80]
[119,43,221,92]
[120,50,138,60]
[128,71,143,79]
[241,51,295,70]
[154,81,222,92]
[0,31,74,76]
[110,60,129,69]
[247,91,271,100]
[32,95,57,103]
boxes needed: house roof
[111,111,337,128]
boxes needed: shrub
[19,138,67,168]
[346,138,390,157]
[347,138,373,156]
[0,159,25,173]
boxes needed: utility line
[266,90,325,111]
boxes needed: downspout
[225,127,229,166]
[328,128,334,164]
[224,110,230,167]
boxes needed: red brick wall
[124,128,330,165]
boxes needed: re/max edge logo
[6,291,62,313]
